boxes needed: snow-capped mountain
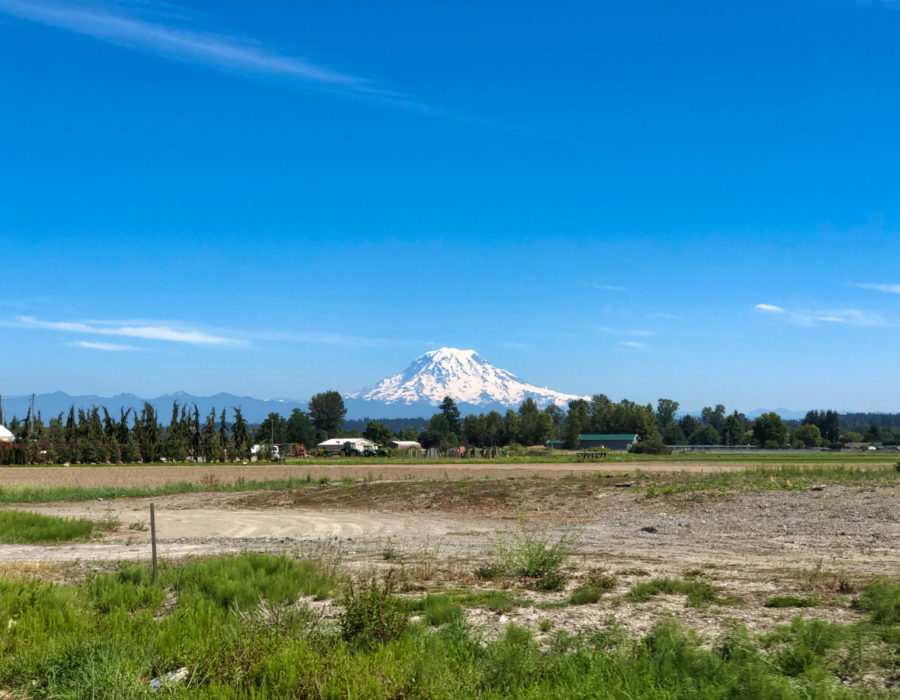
[346,347,586,411]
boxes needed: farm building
[547,433,640,451]
[387,440,422,450]
[316,437,378,455]
[0,424,13,442]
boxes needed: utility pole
[0,394,4,426]
[29,394,35,438]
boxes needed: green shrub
[492,521,579,591]
[631,439,672,455]
[857,578,900,624]
[474,563,503,580]
[339,574,409,645]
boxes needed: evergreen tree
[308,391,347,438]
[106,436,122,464]
[125,432,142,463]
[439,396,462,437]
[231,407,251,460]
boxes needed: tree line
[0,391,350,465]
[1,389,895,465]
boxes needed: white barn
[317,437,377,455]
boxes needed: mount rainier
[344,347,586,416]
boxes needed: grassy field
[0,552,897,698]
[0,510,115,543]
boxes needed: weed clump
[856,578,900,624]
[569,572,617,605]
[339,574,409,645]
[626,576,736,608]
[485,520,580,591]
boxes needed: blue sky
[1,0,899,412]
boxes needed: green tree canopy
[308,391,347,438]
[752,412,788,448]
[285,409,316,446]
[363,420,393,446]
[794,423,822,448]
[255,412,287,444]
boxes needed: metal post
[150,503,158,582]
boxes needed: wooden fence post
[150,503,158,582]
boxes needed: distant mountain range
[0,347,848,425]
[0,391,308,425]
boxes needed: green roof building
[547,433,639,451]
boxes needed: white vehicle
[250,444,280,460]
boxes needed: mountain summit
[346,347,586,409]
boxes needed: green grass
[856,578,900,625]
[404,594,465,627]
[0,558,898,698]
[0,510,96,543]
[406,590,526,619]
[626,576,739,608]
[0,476,336,504]
[569,573,617,605]
[640,464,900,499]
[765,596,819,609]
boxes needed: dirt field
[0,461,776,489]
[1,464,898,644]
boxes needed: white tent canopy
[0,424,14,442]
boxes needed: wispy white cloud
[597,326,657,337]
[72,340,140,351]
[584,281,625,292]
[754,303,785,313]
[0,0,504,125]
[821,309,887,327]
[250,328,427,349]
[0,0,376,88]
[16,315,243,346]
[752,306,887,327]
[857,283,900,294]
[619,340,644,349]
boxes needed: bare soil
[0,462,763,489]
[1,465,898,644]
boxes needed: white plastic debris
[149,667,188,691]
